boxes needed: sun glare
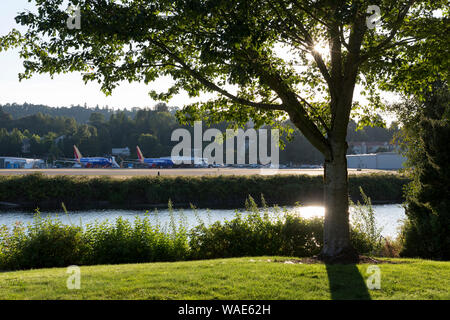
[291,206,325,219]
[313,44,329,57]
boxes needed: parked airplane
[135,146,174,168]
[72,145,120,168]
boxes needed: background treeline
[0,103,399,164]
[0,102,140,124]
[0,103,181,161]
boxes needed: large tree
[1,0,447,262]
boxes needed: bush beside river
[0,198,387,271]
[0,173,409,211]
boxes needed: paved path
[0,168,395,177]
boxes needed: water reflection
[0,204,405,238]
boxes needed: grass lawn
[0,257,448,300]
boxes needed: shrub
[189,197,287,259]
[398,86,450,260]
[349,187,384,256]
[189,196,378,260]
[0,197,396,271]
[379,236,403,258]
[0,212,86,270]
[0,207,189,271]
[82,216,189,265]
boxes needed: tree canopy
[1,1,447,153]
[1,0,447,261]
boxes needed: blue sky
[0,1,399,117]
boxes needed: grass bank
[0,173,409,211]
[0,257,448,300]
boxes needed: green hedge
[0,213,189,270]
[0,173,410,211]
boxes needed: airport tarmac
[0,168,395,177]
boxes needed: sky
[0,0,194,110]
[0,1,400,118]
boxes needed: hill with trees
[0,103,398,164]
[0,102,137,123]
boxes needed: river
[0,204,406,238]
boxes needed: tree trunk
[319,140,359,264]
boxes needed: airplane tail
[74,145,83,163]
[136,146,145,164]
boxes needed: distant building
[348,141,397,154]
[0,157,45,169]
[112,147,130,157]
[346,152,406,170]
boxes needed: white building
[0,157,45,169]
[348,141,397,154]
[112,147,131,157]
[346,152,406,170]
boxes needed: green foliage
[350,187,384,256]
[0,173,409,211]
[82,215,189,265]
[0,209,189,271]
[1,1,445,123]
[188,206,323,260]
[189,195,384,260]
[0,127,24,156]
[0,103,182,159]
[0,103,134,123]
[397,84,450,260]
[0,212,86,270]
[1,196,396,271]
[0,1,445,158]
[348,173,408,204]
[0,0,446,260]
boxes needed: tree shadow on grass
[326,264,371,300]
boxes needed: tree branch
[295,93,331,134]
[149,39,285,112]
[267,0,334,90]
[359,1,415,63]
